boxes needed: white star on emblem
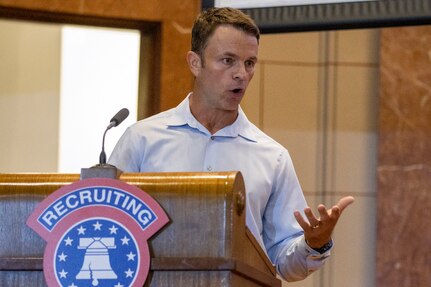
[64,237,73,246]
[58,252,67,262]
[59,269,68,278]
[114,283,124,287]
[77,225,86,235]
[121,236,130,245]
[125,268,134,278]
[109,225,118,234]
[93,221,102,231]
[126,251,136,261]
[68,283,77,287]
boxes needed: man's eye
[245,60,256,68]
[222,58,234,65]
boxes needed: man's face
[192,25,259,112]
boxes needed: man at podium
[108,7,354,282]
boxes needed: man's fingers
[294,210,310,230]
[336,196,355,212]
[304,207,320,226]
[317,204,330,221]
[294,196,354,232]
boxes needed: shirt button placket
[204,136,216,172]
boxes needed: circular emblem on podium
[27,178,169,287]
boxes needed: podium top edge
[0,172,245,197]
[0,171,242,183]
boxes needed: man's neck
[189,94,238,135]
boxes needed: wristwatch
[312,239,333,254]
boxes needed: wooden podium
[0,172,281,287]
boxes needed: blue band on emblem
[38,187,157,231]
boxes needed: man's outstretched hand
[293,196,355,249]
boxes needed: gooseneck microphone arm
[99,129,109,165]
[81,107,129,180]
[99,108,130,165]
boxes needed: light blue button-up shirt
[109,94,330,281]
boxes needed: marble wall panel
[378,25,431,287]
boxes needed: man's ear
[186,51,202,77]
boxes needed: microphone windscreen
[110,108,129,127]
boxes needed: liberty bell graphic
[76,237,118,286]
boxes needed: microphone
[99,108,129,165]
[107,108,130,130]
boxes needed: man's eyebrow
[222,52,258,61]
[221,52,237,58]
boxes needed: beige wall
[242,29,380,287]
[0,19,61,172]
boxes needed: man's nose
[233,63,247,80]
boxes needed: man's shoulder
[131,108,177,130]
[246,121,286,150]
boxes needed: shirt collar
[165,93,257,142]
